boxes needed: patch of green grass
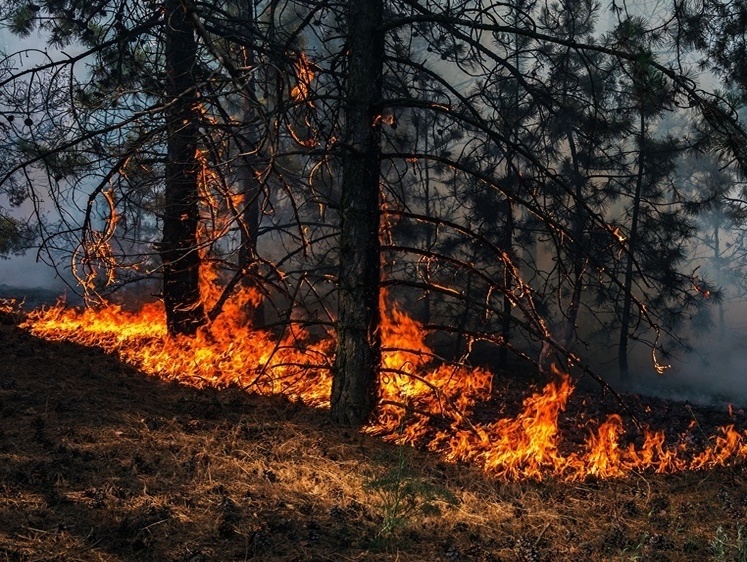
[365,442,457,539]
[711,525,747,562]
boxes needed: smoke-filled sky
[0,30,83,289]
[0,253,62,288]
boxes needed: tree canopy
[2,0,747,423]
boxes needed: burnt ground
[2,318,747,561]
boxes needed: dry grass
[2,321,747,561]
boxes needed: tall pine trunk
[237,103,265,327]
[331,0,384,426]
[619,109,645,379]
[160,0,206,336]
[499,197,513,371]
[237,43,265,328]
[561,131,587,358]
[714,224,726,340]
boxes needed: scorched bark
[160,0,206,336]
[331,0,385,427]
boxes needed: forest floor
[2,313,747,561]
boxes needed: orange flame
[290,52,315,104]
[25,287,332,407]
[72,189,119,302]
[21,287,747,481]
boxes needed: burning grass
[18,291,747,482]
[3,320,747,560]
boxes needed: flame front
[22,290,747,481]
[25,287,333,407]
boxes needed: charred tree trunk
[237,44,265,328]
[331,0,384,427]
[422,135,433,326]
[618,109,645,379]
[561,130,587,361]
[714,224,726,340]
[236,112,265,328]
[160,0,206,336]
[499,197,513,371]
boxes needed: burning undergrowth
[15,287,747,483]
[4,297,747,560]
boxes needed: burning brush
[21,291,747,481]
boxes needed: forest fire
[20,289,747,482]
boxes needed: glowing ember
[291,52,316,103]
[21,290,747,481]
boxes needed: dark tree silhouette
[160,0,207,335]
[331,0,385,426]
[3,0,747,415]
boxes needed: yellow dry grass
[1,320,747,561]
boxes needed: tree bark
[331,0,385,427]
[499,197,513,371]
[619,109,645,379]
[237,43,265,328]
[561,130,587,362]
[714,224,726,340]
[160,0,206,336]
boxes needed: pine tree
[331,0,385,426]
[159,0,206,335]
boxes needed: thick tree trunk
[331,0,384,427]
[160,0,206,336]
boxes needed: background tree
[3,0,747,419]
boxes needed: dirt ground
[3,318,747,561]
